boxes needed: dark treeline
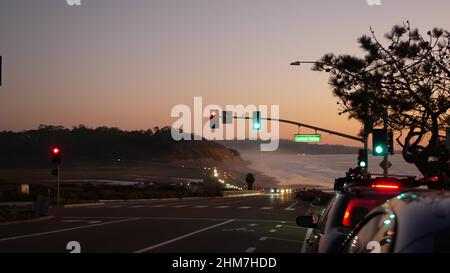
[0,125,238,167]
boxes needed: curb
[63,202,105,208]
[0,215,55,226]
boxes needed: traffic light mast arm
[233,116,364,143]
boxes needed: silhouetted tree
[313,21,450,178]
[245,173,255,190]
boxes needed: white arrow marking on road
[245,247,256,253]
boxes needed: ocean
[241,152,422,189]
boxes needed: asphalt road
[0,193,311,253]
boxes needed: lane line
[172,205,187,208]
[194,205,208,208]
[130,205,146,208]
[245,247,256,253]
[151,205,167,208]
[269,229,277,233]
[275,225,282,228]
[62,216,295,224]
[261,207,273,210]
[259,237,268,241]
[0,218,140,242]
[261,237,303,244]
[285,201,298,211]
[134,219,234,253]
[238,206,251,209]
[216,206,229,209]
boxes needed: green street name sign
[294,134,321,143]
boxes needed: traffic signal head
[210,110,219,129]
[51,146,62,165]
[357,149,368,168]
[252,111,261,131]
[372,129,388,156]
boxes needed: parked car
[339,191,450,253]
[297,175,422,253]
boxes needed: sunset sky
[0,0,449,146]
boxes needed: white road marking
[285,201,298,211]
[249,223,258,227]
[172,205,187,208]
[134,219,234,253]
[0,218,140,242]
[151,205,166,208]
[238,206,251,209]
[130,205,146,208]
[245,247,256,253]
[108,205,123,208]
[269,229,277,233]
[194,205,208,208]
[261,207,273,210]
[216,206,229,209]
[276,225,282,228]
[259,237,268,241]
[61,220,101,224]
[279,225,303,229]
[260,237,303,244]
[63,216,295,224]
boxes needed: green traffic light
[359,161,367,168]
[375,145,384,154]
[253,123,261,130]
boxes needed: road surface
[0,193,311,253]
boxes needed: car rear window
[342,194,397,228]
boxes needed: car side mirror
[296,215,317,228]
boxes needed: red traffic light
[52,147,61,155]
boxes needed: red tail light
[371,183,399,190]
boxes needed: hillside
[0,125,242,167]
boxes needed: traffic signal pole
[233,116,365,143]
[383,109,389,177]
[57,165,60,206]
